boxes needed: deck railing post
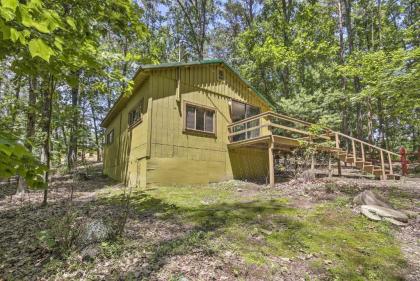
[352,139,356,167]
[268,137,275,187]
[335,133,342,176]
[361,143,365,162]
[388,152,393,175]
[380,150,386,180]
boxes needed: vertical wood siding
[146,64,270,185]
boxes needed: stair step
[387,174,401,180]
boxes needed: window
[230,100,260,122]
[218,68,225,81]
[128,99,144,127]
[185,103,216,134]
[106,129,114,145]
[230,100,261,142]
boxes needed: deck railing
[227,111,326,143]
[228,111,401,179]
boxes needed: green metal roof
[136,59,276,108]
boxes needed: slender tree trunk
[367,98,374,143]
[67,71,81,171]
[11,76,22,126]
[337,0,350,149]
[90,98,101,162]
[17,77,38,194]
[377,0,382,48]
[377,99,385,147]
[41,76,54,206]
[279,0,292,98]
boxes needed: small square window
[218,69,225,81]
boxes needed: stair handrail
[333,131,399,157]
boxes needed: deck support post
[328,155,332,178]
[268,138,275,187]
[380,150,387,180]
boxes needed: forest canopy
[0,0,419,195]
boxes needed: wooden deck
[227,111,401,186]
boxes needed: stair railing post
[380,150,386,180]
[361,143,365,162]
[335,133,342,176]
[388,152,393,175]
[352,139,356,167]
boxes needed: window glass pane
[245,104,260,118]
[204,111,214,132]
[231,101,246,122]
[196,107,205,131]
[218,69,225,80]
[186,105,195,129]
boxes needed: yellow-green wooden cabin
[101,59,274,187]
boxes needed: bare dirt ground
[0,167,419,281]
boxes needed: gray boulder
[353,190,390,208]
[81,244,100,262]
[360,205,408,225]
[78,219,111,247]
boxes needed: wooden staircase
[330,132,400,180]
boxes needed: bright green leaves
[28,38,54,62]
[0,0,66,62]
[0,132,46,188]
[1,0,18,11]
[0,0,18,21]
[54,36,63,51]
[66,17,76,30]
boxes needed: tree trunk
[90,98,101,162]
[337,0,349,143]
[280,0,292,98]
[17,76,38,194]
[67,71,81,171]
[41,76,54,206]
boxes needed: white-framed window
[184,102,216,135]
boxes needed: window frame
[183,101,217,137]
[106,129,114,145]
[128,98,144,129]
[217,66,225,81]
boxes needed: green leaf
[28,38,54,62]
[54,36,63,51]
[0,24,10,39]
[0,6,15,21]
[66,16,76,30]
[1,0,18,12]
[19,5,33,27]
[31,20,50,33]
[9,26,18,42]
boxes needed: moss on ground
[99,184,407,281]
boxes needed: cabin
[101,59,274,187]
[101,59,401,188]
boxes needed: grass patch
[99,184,406,281]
